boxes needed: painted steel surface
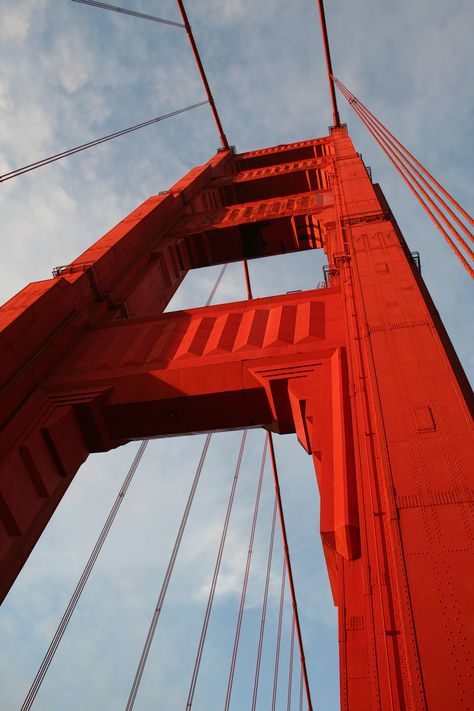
[0,128,473,710]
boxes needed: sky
[0,1,472,710]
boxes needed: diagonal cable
[124,434,212,711]
[0,101,208,182]
[224,435,268,711]
[272,558,287,710]
[335,79,474,256]
[20,440,148,711]
[70,0,184,27]
[251,498,278,711]
[185,429,248,709]
[20,263,227,711]
[333,78,473,279]
[287,615,296,711]
[333,77,473,230]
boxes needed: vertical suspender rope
[224,435,268,711]
[185,430,248,709]
[176,0,229,149]
[252,498,278,711]
[124,434,212,711]
[272,559,287,710]
[268,433,314,711]
[241,261,314,710]
[124,264,227,710]
[20,441,149,711]
[299,667,304,710]
[287,615,296,711]
[21,265,227,711]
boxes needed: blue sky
[0,1,472,709]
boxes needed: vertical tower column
[329,127,473,710]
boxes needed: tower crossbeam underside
[0,128,472,711]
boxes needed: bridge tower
[1,125,473,710]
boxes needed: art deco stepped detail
[1,127,473,711]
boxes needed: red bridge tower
[1,126,473,710]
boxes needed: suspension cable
[241,263,314,710]
[224,435,268,711]
[20,440,148,711]
[124,434,212,711]
[299,667,304,710]
[175,1,229,149]
[251,498,278,711]
[21,262,227,710]
[0,101,208,182]
[268,432,314,711]
[350,95,474,263]
[334,78,474,230]
[124,264,227,709]
[185,429,247,709]
[287,615,296,711]
[315,0,340,127]
[350,95,474,244]
[272,559,287,710]
[69,0,185,28]
[333,79,474,279]
[335,79,474,256]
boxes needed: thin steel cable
[205,264,227,306]
[315,0,340,126]
[242,263,314,710]
[268,433,314,711]
[333,76,474,230]
[124,265,226,709]
[70,0,184,27]
[353,98,474,262]
[351,93,474,245]
[335,80,474,263]
[272,559,287,710]
[0,101,208,182]
[124,434,212,711]
[20,440,148,711]
[287,615,296,711]
[299,667,304,710]
[337,86,474,279]
[22,263,227,711]
[346,96,474,278]
[175,0,229,149]
[224,435,268,711]
[185,430,248,710]
[251,498,278,711]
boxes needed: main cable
[185,429,248,709]
[333,78,474,279]
[0,101,208,182]
[224,435,268,711]
[20,440,148,711]
[335,79,474,259]
[69,0,184,27]
[333,77,473,229]
[175,1,229,149]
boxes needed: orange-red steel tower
[1,126,473,710]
